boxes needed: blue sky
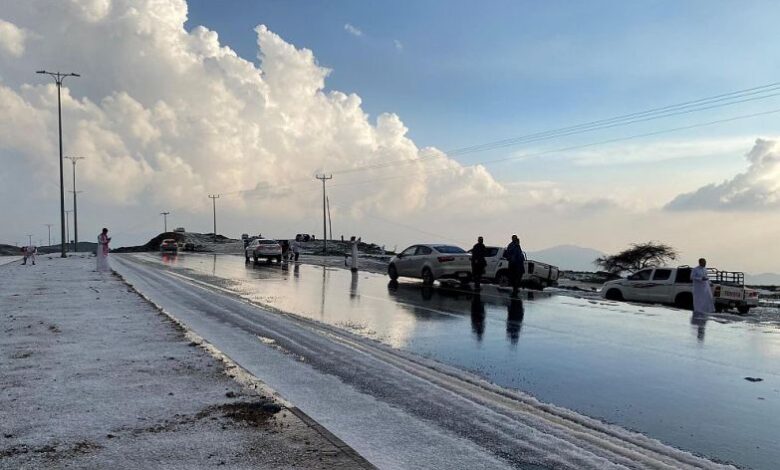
[186,0,780,164]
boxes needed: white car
[245,239,283,263]
[388,244,472,285]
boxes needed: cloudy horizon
[2,0,780,273]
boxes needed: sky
[1,0,780,273]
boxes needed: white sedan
[388,244,472,285]
[245,239,283,263]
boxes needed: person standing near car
[692,258,715,313]
[503,234,525,297]
[291,238,301,261]
[471,236,487,290]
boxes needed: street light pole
[44,224,53,246]
[65,156,84,250]
[37,70,80,258]
[160,211,170,233]
[315,174,333,256]
[208,195,220,242]
[27,235,33,246]
[64,210,72,251]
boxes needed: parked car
[473,246,559,290]
[160,238,178,253]
[173,227,185,233]
[183,242,195,252]
[601,266,759,314]
[295,234,315,242]
[387,244,472,285]
[245,239,283,263]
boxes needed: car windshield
[434,245,466,254]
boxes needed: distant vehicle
[173,227,185,233]
[183,242,195,252]
[295,234,315,242]
[388,244,472,285]
[601,266,759,314]
[160,238,178,253]
[475,246,559,290]
[245,239,283,263]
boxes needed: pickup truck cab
[477,246,560,290]
[601,266,758,314]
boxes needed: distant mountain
[746,272,780,286]
[527,244,605,272]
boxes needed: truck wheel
[737,306,750,315]
[714,304,725,313]
[605,288,623,301]
[422,268,434,286]
[496,271,510,287]
[675,293,693,310]
[388,264,399,280]
[276,256,282,263]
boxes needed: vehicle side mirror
[397,253,404,259]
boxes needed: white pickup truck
[476,246,560,290]
[601,266,759,314]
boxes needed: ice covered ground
[0,254,371,469]
[114,253,740,470]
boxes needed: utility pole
[326,196,333,241]
[316,174,332,256]
[64,210,72,251]
[44,224,53,246]
[160,211,170,233]
[65,156,84,249]
[208,195,220,242]
[27,235,33,246]
[37,70,80,258]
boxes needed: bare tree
[595,242,678,274]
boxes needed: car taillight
[437,256,454,263]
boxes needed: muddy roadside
[0,254,373,469]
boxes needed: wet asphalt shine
[120,252,780,469]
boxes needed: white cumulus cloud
[0,18,27,57]
[344,23,363,37]
[665,139,780,211]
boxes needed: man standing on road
[503,235,525,297]
[97,228,111,272]
[471,236,487,290]
[291,238,301,262]
[692,258,715,313]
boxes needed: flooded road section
[134,253,778,469]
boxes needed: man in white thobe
[692,258,715,313]
[97,228,111,272]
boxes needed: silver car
[388,244,472,285]
[245,239,283,263]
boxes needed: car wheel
[276,256,282,263]
[253,254,258,262]
[388,264,399,280]
[245,255,250,263]
[496,270,510,287]
[422,268,434,286]
[605,288,624,301]
[737,305,750,315]
[675,292,693,310]
[714,303,725,313]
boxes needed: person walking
[97,228,112,272]
[291,238,301,262]
[471,236,487,290]
[692,258,715,313]
[503,234,526,297]
[21,245,36,265]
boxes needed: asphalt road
[112,252,767,469]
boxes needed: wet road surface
[119,253,779,469]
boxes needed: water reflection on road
[144,252,780,469]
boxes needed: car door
[394,246,418,276]
[646,268,673,301]
[413,246,433,276]
[624,269,654,301]
[483,247,500,278]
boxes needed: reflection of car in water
[245,239,283,263]
[388,244,472,286]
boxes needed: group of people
[20,245,37,265]
[470,234,526,297]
